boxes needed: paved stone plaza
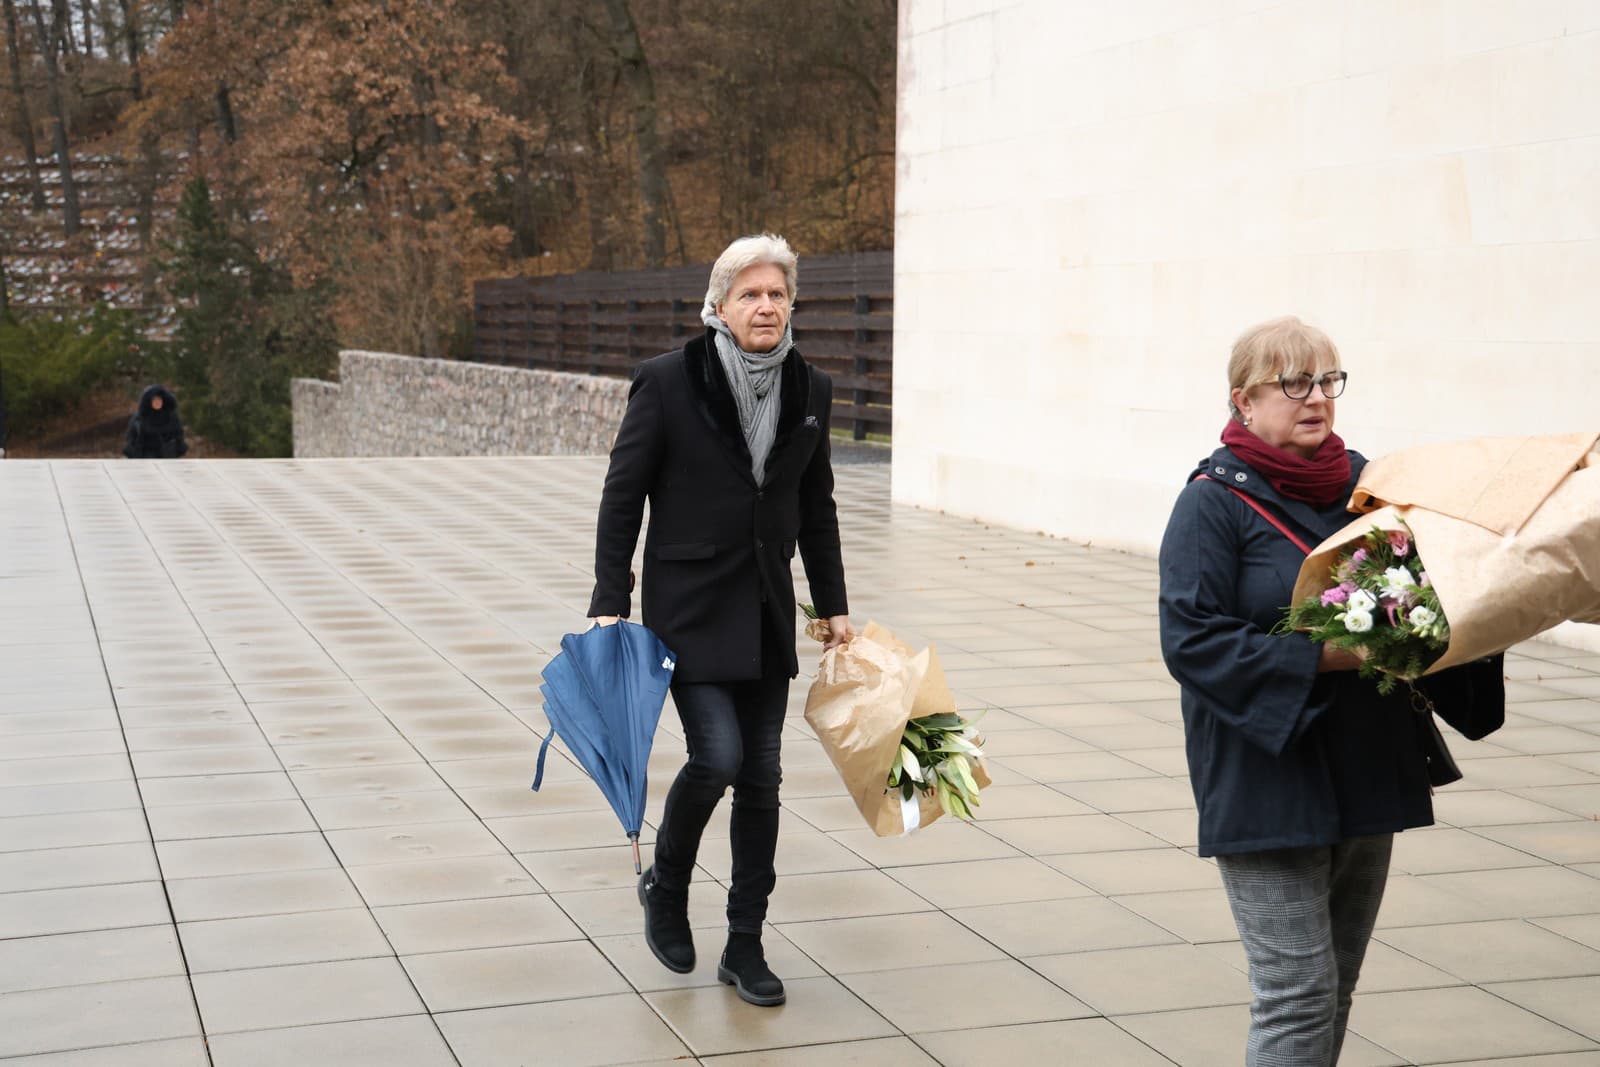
[2,458,1599,1066]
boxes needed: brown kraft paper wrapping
[1292,433,1600,675]
[802,621,990,836]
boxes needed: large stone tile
[0,780,142,818]
[0,881,170,938]
[1534,913,1600,952]
[1045,847,1220,895]
[645,976,896,1057]
[1115,1004,1405,1067]
[487,809,648,852]
[138,772,299,807]
[179,908,392,972]
[1484,975,1600,1042]
[702,1036,937,1066]
[1390,825,1553,874]
[0,1037,211,1065]
[145,799,317,840]
[0,976,200,1058]
[435,993,691,1066]
[1412,865,1600,920]
[0,841,159,893]
[289,764,447,797]
[775,910,1007,975]
[306,789,476,830]
[326,820,508,866]
[401,939,630,1011]
[155,832,339,879]
[764,869,936,924]
[986,812,1165,854]
[948,896,1180,957]
[1475,821,1600,865]
[828,821,1022,868]
[0,926,185,994]
[1351,985,1598,1062]
[914,1017,1175,1066]
[841,959,1093,1032]
[206,1017,457,1067]
[192,957,425,1034]
[347,855,539,907]
[1031,942,1252,1015]
[885,856,1092,909]
[1378,918,1600,983]
[165,869,363,922]
[372,894,583,954]
[0,754,133,787]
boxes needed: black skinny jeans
[651,669,789,934]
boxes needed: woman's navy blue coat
[1158,445,1505,857]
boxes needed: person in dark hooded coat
[1158,316,1504,1067]
[123,385,188,459]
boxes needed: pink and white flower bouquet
[1281,524,1449,693]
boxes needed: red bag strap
[1196,473,1314,556]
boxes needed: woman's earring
[1243,417,1252,426]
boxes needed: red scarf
[1220,420,1352,506]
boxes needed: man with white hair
[589,233,853,1006]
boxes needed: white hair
[704,233,799,311]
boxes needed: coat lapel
[682,329,757,484]
[682,328,820,487]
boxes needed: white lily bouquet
[801,605,990,835]
[889,711,986,821]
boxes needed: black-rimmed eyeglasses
[1278,371,1347,400]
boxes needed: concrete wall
[292,350,629,458]
[894,2,1600,652]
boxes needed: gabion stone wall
[292,350,629,458]
[290,379,347,457]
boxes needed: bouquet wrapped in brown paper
[801,615,990,836]
[1290,432,1600,679]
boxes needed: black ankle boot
[638,866,695,973]
[718,932,785,1006]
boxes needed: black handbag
[1410,687,1462,789]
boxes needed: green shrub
[153,176,338,457]
[0,306,146,442]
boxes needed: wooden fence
[471,251,893,439]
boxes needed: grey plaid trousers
[1216,834,1394,1066]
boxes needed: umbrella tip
[630,834,642,875]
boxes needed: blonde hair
[1227,316,1341,420]
[704,233,799,310]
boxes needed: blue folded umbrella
[532,621,676,873]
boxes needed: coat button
[757,491,764,500]
[756,539,765,549]
[1214,466,1224,475]
[1234,472,1248,483]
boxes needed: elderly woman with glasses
[589,233,853,1007]
[1157,316,1504,1066]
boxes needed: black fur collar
[682,328,813,480]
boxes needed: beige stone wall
[292,351,629,458]
[895,2,1600,651]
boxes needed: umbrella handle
[629,833,641,875]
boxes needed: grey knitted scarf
[701,301,792,484]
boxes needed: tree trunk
[1,0,48,211]
[116,0,158,296]
[27,0,79,237]
[214,80,237,142]
[602,0,667,267]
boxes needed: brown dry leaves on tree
[137,0,527,356]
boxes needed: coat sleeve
[1158,481,1328,756]
[796,372,847,619]
[587,366,664,618]
[122,417,140,459]
[1417,654,1506,740]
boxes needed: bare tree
[2,0,48,211]
[602,0,668,266]
[26,0,79,236]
